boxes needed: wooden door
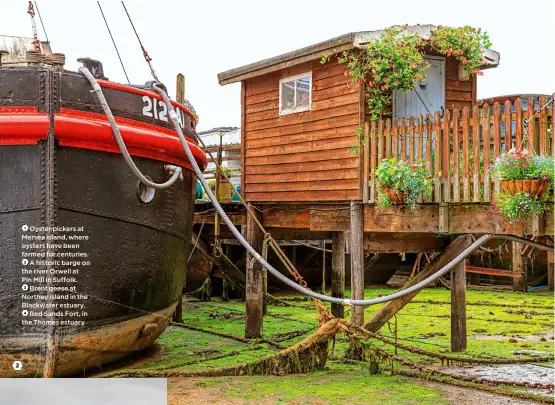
[393,56,445,118]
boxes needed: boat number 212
[142,96,186,128]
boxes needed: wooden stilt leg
[350,201,364,326]
[331,231,346,319]
[512,240,525,292]
[451,259,467,352]
[548,251,554,291]
[245,203,264,338]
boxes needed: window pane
[295,76,310,107]
[281,80,295,111]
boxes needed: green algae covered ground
[114,288,554,404]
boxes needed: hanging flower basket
[382,187,406,203]
[500,178,550,197]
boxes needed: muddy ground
[97,287,554,404]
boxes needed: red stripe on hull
[0,107,50,145]
[0,106,207,171]
[54,109,207,170]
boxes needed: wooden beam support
[451,258,467,352]
[331,231,346,319]
[363,235,472,332]
[245,203,264,338]
[350,201,364,326]
[512,240,525,292]
[548,251,554,292]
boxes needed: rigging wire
[121,1,159,81]
[33,2,49,44]
[97,2,131,84]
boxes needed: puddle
[436,363,555,395]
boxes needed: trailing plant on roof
[321,25,492,123]
[322,26,429,122]
[375,158,432,211]
[491,148,554,221]
[430,25,491,76]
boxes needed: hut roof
[218,24,500,85]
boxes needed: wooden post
[364,235,472,332]
[512,240,525,292]
[548,251,554,291]
[245,203,264,338]
[331,232,346,319]
[350,201,364,326]
[451,259,467,352]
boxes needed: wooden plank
[245,104,359,131]
[494,102,502,158]
[363,121,370,203]
[434,111,442,202]
[449,205,528,235]
[370,121,377,203]
[363,233,447,253]
[245,136,355,157]
[442,110,451,202]
[247,125,354,149]
[240,81,247,196]
[446,79,472,91]
[515,98,523,148]
[512,240,525,292]
[331,232,346,319]
[472,105,480,202]
[350,201,364,326]
[245,157,358,175]
[246,98,358,123]
[392,118,399,160]
[246,147,355,166]
[539,95,547,154]
[245,99,279,114]
[452,109,460,202]
[377,119,384,163]
[482,104,491,202]
[425,113,432,173]
[465,266,522,278]
[408,116,415,163]
[451,258,467,352]
[246,114,358,140]
[503,100,512,152]
[364,206,439,233]
[245,203,264,338]
[246,168,359,184]
[263,207,310,229]
[247,178,360,192]
[446,90,473,102]
[385,119,392,159]
[462,107,470,201]
[417,114,424,162]
[364,235,473,332]
[400,117,407,161]
[312,93,360,111]
[246,189,359,202]
[312,83,359,102]
[245,90,279,106]
[527,96,535,153]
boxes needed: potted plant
[375,158,432,211]
[492,149,553,197]
[492,149,554,221]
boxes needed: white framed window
[279,72,312,115]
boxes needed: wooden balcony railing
[363,95,554,204]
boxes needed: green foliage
[332,26,428,121]
[492,149,555,183]
[322,25,492,121]
[494,192,548,222]
[430,25,491,75]
[375,158,432,211]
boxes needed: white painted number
[142,96,185,128]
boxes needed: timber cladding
[445,56,476,111]
[242,58,361,202]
